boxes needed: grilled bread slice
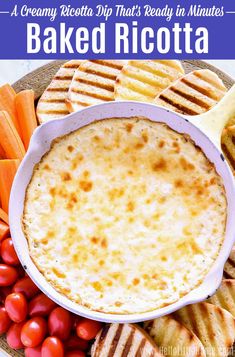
[225,114,235,128]
[91,323,163,357]
[144,315,206,357]
[66,60,126,113]
[36,60,83,124]
[154,69,227,115]
[114,60,184,103]
[208,280,235,317]
[224,246,235,279]
[173,302,235,357]
[221,125,235,172]
[225,117,235,127]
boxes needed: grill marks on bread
[144,315,206,357]
[154,69,227,115]
[114,60,184,102]
[67,60,126,112]
[221,125,235,172]
[224,247,235,279]
[91,323,163,357]
[36,60,83,123]
[172,302,235,357]
[208,280,235,318]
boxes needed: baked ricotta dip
[23,117,227,314]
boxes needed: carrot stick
[15,90,38,150]
[0,84,20,134]
[0,144,6,159]
[0,159,20,213]
[0,111,25,160]
[0,220,10,242]
[0,207,9,224]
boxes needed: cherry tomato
[5,292,28,322]
[41,337,64,357]
[0,238,20,265]
[21,317,47,347]
[6,321,25,350]
[65,335,88,351]
[13,276,39,299]
[76,318,102,340]
[71,315,82,330]
[0,306,11,335]
[29,293,57,317]
[0,264,18,286]
[48,307,72,341]
[65,351,85,357]
[24,345,42,357]
[0,286,12,303]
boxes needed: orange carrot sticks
[0,220,10,242]
[0,159,20,213]
[0,207,9,224]
[0,84,20,133]
[0,111,25,160]
[0,144,6,159]
[15,89,38,150]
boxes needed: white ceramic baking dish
[9,85,235,323]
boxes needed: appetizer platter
[0,60,235,357]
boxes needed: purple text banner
[0,0,234,59]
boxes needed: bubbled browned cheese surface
[23,117,227,314]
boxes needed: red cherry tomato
[24,345,42,357]
[41,337,64,357]
[21,317,47,347]
[48,307,72,341]
[0,306,11,335]
[0,238,20,265]
[0,264,18,286]
[5,292,28,323]
[13,276,39,299]
[65,351,85,357]
[6,321,25,349]
[76,318,102,340]
[71,315,82,330]
[29,293,57,317]
[65,335,88,351]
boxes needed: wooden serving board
[1,60,234,357]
